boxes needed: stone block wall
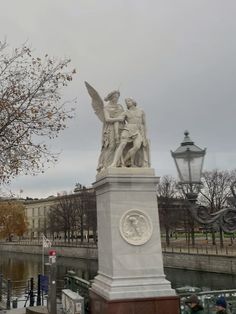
[163,252,236,274]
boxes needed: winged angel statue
[85,82,150,172]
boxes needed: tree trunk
[187,230,190,246]
[93,228,97,243]
[211,230,216,245]
[68,230,71,243]
[219,228,224,248]
[87,227,90,243]
[80,216,84,243]
[165,226,170,247]
[191,226,195,246]
[187,208,195,246]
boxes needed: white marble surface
[92,168,175,300]
[85,82,151,171]
[96,166,155,180]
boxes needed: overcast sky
[1,0,236,198]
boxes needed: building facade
[24,196,57,239]
[24,187,96,240]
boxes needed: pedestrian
[185,294,204,313]
[215,296,229,314]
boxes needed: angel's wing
[85,81,105,123]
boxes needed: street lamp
[171,131,206,201]
[171,131,236,233]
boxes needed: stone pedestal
[91,168,178,313]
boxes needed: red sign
[49,250,56,256]
[49,250,56,264]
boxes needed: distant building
[24,196,57,238]
[24,185,96,240]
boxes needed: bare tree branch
[0,41,76,183]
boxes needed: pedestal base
[93,168,175,300]
[91,272,174,300]
[90,290,180,314]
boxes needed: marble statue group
[85,82,151,172]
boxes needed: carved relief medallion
[119,209,153,245]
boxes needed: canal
[1,252,236,298]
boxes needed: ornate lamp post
[171,131,236,233]
[171,131,206,201]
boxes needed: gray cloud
[1,0,236,197]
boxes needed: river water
[1,252,236,298]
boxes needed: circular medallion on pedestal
[119,209,153,245]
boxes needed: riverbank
[1,242,236,274]
[162,244,236,274]
[163,252,236,275]
[0,242,98,259]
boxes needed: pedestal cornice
[94,167,160,192]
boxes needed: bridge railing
[64,271,91,314]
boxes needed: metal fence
[2,239,235,254]
[0,239,97,248]
[162,244,236,256]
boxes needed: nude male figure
[110,97,149,168]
